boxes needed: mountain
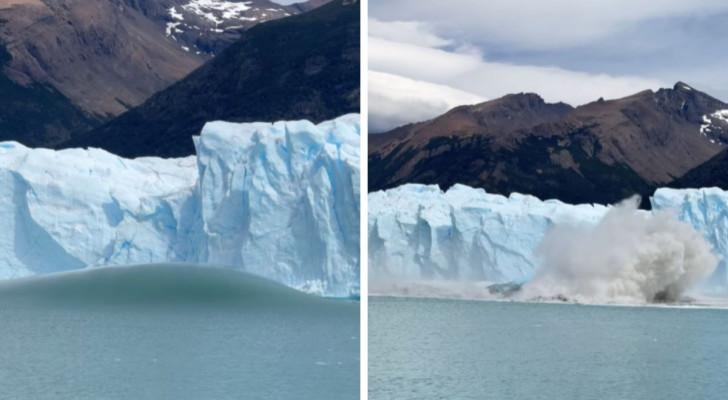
[369,83,728,206]
[151,0,332,56]
[63,0,360,158]
[0,0,327,146]
[0,0,204,118]
[0,42,99,146]
[669,148,728,189]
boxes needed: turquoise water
[0,265,359,399]
[370,296,728,400]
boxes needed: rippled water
[0,265,359,400]
[370,296,728,400]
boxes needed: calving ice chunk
[369,184,726,302]
[0,115,360,297]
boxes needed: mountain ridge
[0,0,329,146]
[61,0,360,158]
[369,82,728,206]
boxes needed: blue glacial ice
[368,184,608,284]
[369,184,728,300]
[0,114,360,297]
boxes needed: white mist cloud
[371,0,728,51]
[369,33,667,132]
[368,71,485,133]
[367,1,728,131]
[369,18,451,48]
[521,197,720,304]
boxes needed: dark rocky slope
[370,83,728,206]
[63,0,359,158]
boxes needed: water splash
[521,196,720,303]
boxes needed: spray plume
[520,196,719,303]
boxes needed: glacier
[369,184,608,284]
[0,114,360,297]
[652,187,728,289]
[369,184,728,300]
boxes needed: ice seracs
[195,115,360,296]
[369,184,607,284]
[369,184,728,298]
[0,115,360,297]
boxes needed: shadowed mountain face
[0,43,99,146]
[0,0,205,118]
[0,0,328,146]
[370,83,728,206]
[62,0,360,158]
[670,149,728,190]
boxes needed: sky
[369,0,728,133]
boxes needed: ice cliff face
[195,116,360,295]
[652,187,728,290]
[369,184,728,293]
[368,184,607,284]
[0,115,359,297]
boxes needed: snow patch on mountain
[699,109,728,145]
[182,0,253,24]
[164,0,291,53]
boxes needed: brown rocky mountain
[62,0,359,158]
[0,0,327,146]
[369,82,728,206]
[0,0,205,118]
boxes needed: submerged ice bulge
[369,184,725,302]
[0,115,360,297]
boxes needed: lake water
[369,296,728,400]
[0,264,359,400]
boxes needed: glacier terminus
[369,184,728,302]
[0,115,360,297]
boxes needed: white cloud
[368,1,728,132]
[369,31,668,131]
[369,18,451,48]
[371,0,728,51]
[369,70,486,132]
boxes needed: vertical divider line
[359,0,369,398]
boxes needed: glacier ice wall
[0,115,360,297]
[368,184,607,284]
[195,115,360,295]
[652,187,728,290]
[369,184,727,296]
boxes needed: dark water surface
[369,296,728,400]
[0,265,359,400]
